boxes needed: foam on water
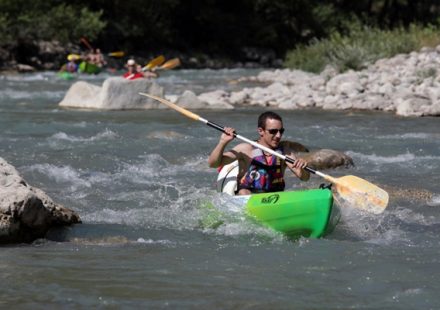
[334,196,440,246]
[23,163,92,190]
[197,193,286,242]
[347,151,417,164]
[427,195,440,207]
[379,133,440,140]
[49,129,118,143]
[136,238,175,246]
[0,89,66,100]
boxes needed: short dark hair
[258,111,282,129]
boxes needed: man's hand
[289,157,308,170]
[220,127,235,144]
[286,156,310,181]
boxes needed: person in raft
[208,111,310,195]
[123,59,145,80]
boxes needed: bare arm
[208,127,236,168]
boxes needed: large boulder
[59,77,164,110]
[0,157,80,244]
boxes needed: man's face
[258,118,284,149]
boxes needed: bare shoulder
[230,142,253,159]
[233,142,253,152]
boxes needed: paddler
[62,54,79,73]
[208,111,310,195]
[123,59,158,80]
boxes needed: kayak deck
[245,188,335,238]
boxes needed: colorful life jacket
[239,147,285,193]
[65,62,78,73]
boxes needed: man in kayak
[208,111,309,195]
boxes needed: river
[0,69,439,309]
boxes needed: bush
[0,1,106,46]
[285,23,440,73]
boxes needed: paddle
[80,37,93,51]
[139,93,389,214]
[142,55,166,71]
[155,58,181,71]
[67,54,82,61]
[108,51,125,57]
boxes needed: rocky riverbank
[196,46,440,117]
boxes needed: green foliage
[0,0,105,46]
[2,0,440,64]
[44,5,106,43]
[285,22,440,73]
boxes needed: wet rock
[0,157,81,244]
[301,149,354,170]
[177,90,233,109]
[59,77,164,110]
[280,142,353,170]
[383,185,434,203]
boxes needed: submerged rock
[0,157,81,244]
[59,77,164,110]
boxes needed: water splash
[427,195,440,207]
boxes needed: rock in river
[59,77,164,110]
[0,157,80,244]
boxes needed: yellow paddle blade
[108,51,124,57]
[67,54,81,61]
[157,58,181,70]
[145,55,165,70]
[329,175,389,214]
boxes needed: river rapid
[1,69,439,309]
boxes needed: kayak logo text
[261,194,279,204]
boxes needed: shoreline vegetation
[285,23,440,73]
[2,22,440,73]
[2,0,440,74]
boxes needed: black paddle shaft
[206,121,317,175]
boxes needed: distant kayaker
[123,59,145,80]
[88,48,106,67]
[208,111,310,195]
[61,54,79,73]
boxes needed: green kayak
[78,61,101,74]
[204,161,339,238]
[245,188,336,238]
[58,71,76,80]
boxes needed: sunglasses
[265,128,285,135]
